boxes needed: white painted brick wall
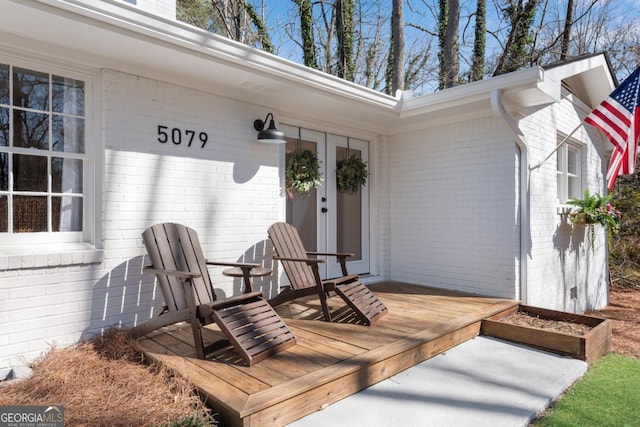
[0,69,286,373]
[101,69,284,305]
[389,115,519,299]
[523,96,609,312]
[389,100,609,310]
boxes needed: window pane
[0,153,7,191]
[13,196,47,232]
[0,107,7,146]
[568,149,578,175]
[0,64,8,105]
[52,157,83,193]
[13,110,49,150]
[557,174,562,201]
[52,116,84,153]
[568,176,580,199]
[0,195,7,232]
[13,67,49,110]
[52,196,82,232]
[14,154,47,192]
[52,75,84,115]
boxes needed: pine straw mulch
[0,329,212,427]
[587,286,640,360]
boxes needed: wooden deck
[137,282,518,426]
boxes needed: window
[557,137,582,203]
[0,61,89,241]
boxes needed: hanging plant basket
[286,148,322,194]
[336,154,368,194]
[567,189,621,251]
[568,212,598,225]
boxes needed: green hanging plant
[567,189,621,250]
[286,148,322,194]
[336,154,368,194]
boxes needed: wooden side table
[222,266,272,293]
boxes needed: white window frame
[0,53,101,265]
[557,136,583,204]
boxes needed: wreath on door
[286,148,323,194]
[336,139,368,194]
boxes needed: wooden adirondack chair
[267,222,387,325]
[130,223,296,366]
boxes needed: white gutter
[491,89,529,303]
[22,0,397,110]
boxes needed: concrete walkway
[289,336,587,427]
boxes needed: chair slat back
[268,222,317,290]
[142,223,216,312]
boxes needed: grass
[534,354,640,426]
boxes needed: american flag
[585,66,640,190]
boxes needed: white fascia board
[400,67,549,118]
[23,0,398,112]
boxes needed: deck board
[137,281,518,426]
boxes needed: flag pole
[531,123,583,170]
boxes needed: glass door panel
[336,145,362,260]
[285,138,318,252]
[280,126,369,280]
[282,126,327,278]
[327,134,370,277]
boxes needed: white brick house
[0,1,616,376]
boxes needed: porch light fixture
[254,113,286,144]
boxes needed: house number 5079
[157,125,209,148]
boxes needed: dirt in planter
[499,311,593,336]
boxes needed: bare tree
[440,0,460,88]
[177,0,639,95]
[176,0,273,52]
[292,0,317,68]
[335,0,355,80]
[387,0,405,94]
[493,0,540,76]
[471,0,486,81]
[560,0,575,59]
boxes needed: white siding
[389,116,519,298]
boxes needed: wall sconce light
[253,113,286,144]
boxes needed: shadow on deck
[137,281,518,426]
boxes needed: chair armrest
[272,256,326,264]
[143,266,201,280]
[305,252,352,276]
[205,260,261,269]
[307,251,355,258]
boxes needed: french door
[281,126,370,279]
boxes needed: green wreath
[286,148,323,194]
[336,154,368,194]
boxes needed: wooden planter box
[481,305,612,364]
